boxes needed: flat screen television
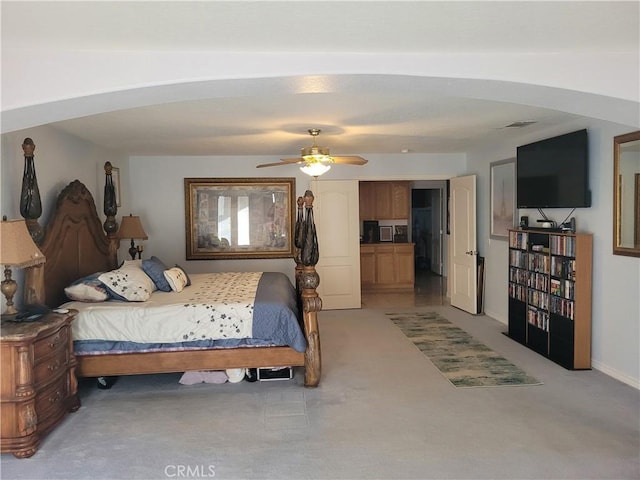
[516,129,591,209]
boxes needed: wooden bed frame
[23,165,321,387]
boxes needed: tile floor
[361,267,445,308]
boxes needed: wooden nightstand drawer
[33,326,69,362]
[33,346,69,388]
[35,376,69,421]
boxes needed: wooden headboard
[25,180,118,308]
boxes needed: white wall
[467,120,640,388]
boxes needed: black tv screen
[516,129,591,208]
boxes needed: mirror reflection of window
[217,195,250,247]
[237,196,250,246]
[218,196,230,244]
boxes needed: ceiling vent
[503,121,537,128]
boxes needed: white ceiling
[2,1,639,157]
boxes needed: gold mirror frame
[613,130,640,257]
[184,177,296,260]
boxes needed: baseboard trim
[591,360,640,390]
[483,309,506,325]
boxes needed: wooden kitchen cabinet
[359,181,410,220]
[394,244,416,285]
[390,182,410,219]
[359,183,377,220]
[360,243,415,291]
[373,183,394,219]
[374,244,396,285]
[360,245,376,287]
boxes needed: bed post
[295,190,322,387]
[20,138,45,305]
[294,196,305,289]
[20,138,44,244]
[103,162,119,260]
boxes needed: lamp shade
[0,218,46,268]
[116,215,148,240]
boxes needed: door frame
[357,175,452,297]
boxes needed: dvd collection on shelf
[551,257,576,281]
[529,271,550,292]
[528,252,550,273]
[506,228,592,370]
[551,296,575,320]
[550,235,576,257]
[508,230,576,327]
[527,305,549,331]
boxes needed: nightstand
[1,310,80,458]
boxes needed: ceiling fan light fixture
[300,163,331,177]
[301,146,333,164]
[255,128,367,171]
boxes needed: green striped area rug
[387,311,542,388]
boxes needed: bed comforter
[67,272,307,355]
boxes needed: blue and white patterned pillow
[64,272,110,302]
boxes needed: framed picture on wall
[184,177,295,259]
[490,158,516,239]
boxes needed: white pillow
[98,261,155,302]
[163,267,189,293]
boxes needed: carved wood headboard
[25,180,118,308]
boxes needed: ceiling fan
[256,128,368,177]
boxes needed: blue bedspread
[74,272,307,354]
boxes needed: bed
[23,165,321,388]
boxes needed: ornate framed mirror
[613,130,640,257]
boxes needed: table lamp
[116,214,148,260]
[0,216,46,318]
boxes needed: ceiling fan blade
[332,156,368,165]
[279,158,305,164]
[256,158,304,168]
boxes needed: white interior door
[450,175,478,314]
[310,179,361,310]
